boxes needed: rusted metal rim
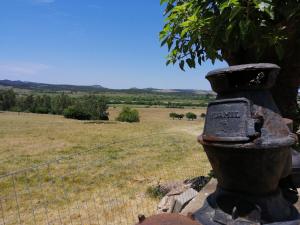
[206,63,280,78]
[205,63,280,93]
[136,213,202,225]
[198,134,297,149]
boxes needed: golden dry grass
[0,108,211,225]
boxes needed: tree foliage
[169,112,185,120]
[116,107,140,123]
[160,0,300,70]
[0,90,110,121]
[169,112,177,119]
[186,112,197,120]
[0,89,16,110]
[82,95,109,120]
[63,105,91,120]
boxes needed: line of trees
[169,112,206,120]
[0,89,109,120]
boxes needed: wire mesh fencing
[0,132,211,225]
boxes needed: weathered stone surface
[156,176,210,214]
[158,181,183,196]
[157,195,176,213]
[173,188,198,213]
[181,178,217,216]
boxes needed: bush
[116,107,140,123]
[63,106,91,120]
[169,112,185,120]
[186,112,197,120]
[146,186,165,200]
[35,107,50,114]
[200,113,206,118]
[83,95,109,120]
[99,113,109,120]
[176,114,184,120]
[169,112,177,120]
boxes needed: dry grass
[0,108,211,225]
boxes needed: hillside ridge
[0,79,214,95]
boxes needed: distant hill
[0,79,214,95]
[0,79,107,92]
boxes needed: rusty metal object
[197,64,300,224]
[136,213,202,225]
[200,64,297,195]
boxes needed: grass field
[0,108,211,225]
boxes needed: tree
[200,113,206,119]
[186,112,197,120]
[23,95,35,112]
[176,113,185,120]
[0,89,16,110]
[51,93,72,115]
[169,112,177,119]
[83,95,109,120]
[160,0,300,130]
[63,105,91,120]
[116,107,140,123]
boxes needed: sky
[0,0,228,90]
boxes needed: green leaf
[239,20,250,40]
[173,3,188,13]
[229,7,242,21]
[160,0,168,5]
[167,39,173,50]
[225,23,234,41]
[186,58,195,68]
[181,28,189,37]
[160,37,168,47]
[180,20,191,27]
[179,60,185,71]
[275,44,284,60]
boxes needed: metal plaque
[203,98,252,142]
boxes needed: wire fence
[0,132,211,225]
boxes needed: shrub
[116,107,140,123]
[83,95,109,120]
[63,106,91,120]
[169,112,185,120]
[146,186,165,200]
[186,112,197,120]
[169,112,177,120]
[35,107,49,114]
[200,113,206,119]
[176,114,184,120]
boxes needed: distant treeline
[0,89,212,118]
[109,100,208,108]
[0,89,109,120]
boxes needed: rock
[173,188,198,213]
[155,176,211,214]
[166,185,187,196]
[158,181,185,195]
[157,195,176,213]
[181,178,217,216]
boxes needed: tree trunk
[223,49,300,132]
[271,67,300,132]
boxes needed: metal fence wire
[0,133,211,225]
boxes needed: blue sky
[0,0,227,90]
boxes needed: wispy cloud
[87,4,102,10]
[32,0,55,4]
[0,62,50,76]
